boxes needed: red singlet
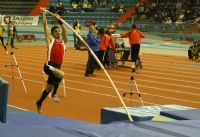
[47,38,65,65]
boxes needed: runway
[0,44,199,123]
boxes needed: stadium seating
[39,0,138,27]
[0,0,39,15]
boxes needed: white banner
[1,15,39,26]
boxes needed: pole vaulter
[41,8,133,122]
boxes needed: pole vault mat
[160,108,200,120]
[2,106,200,137]
[100,104,193,124]
[151,115,176,122]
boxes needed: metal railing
[118,22,199,33]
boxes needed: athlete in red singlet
[36,9,67,114]
[48,38,65,65]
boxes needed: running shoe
[51,94,60,103]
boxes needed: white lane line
[8,104,30,112]
[142,92,200,105]
[2,61,200,93]
[5,52,200,75]
[2,70,200,97]
[5,74,200,105]
[3,63,200,90]
[4,74,154,105]
[1,47,200,105]
[2,50,199,77]
[4,56,200,80]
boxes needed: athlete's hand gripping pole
[40,8,133,122]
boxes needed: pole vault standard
[41,8,133,122]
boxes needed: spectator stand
[0,0,39,16]
[109,0,138,32]
[41,0,137,29]
[132,0,200,44]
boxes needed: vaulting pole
[41,8,133,121]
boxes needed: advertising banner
[1,15,39,26]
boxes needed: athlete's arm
[55,14,67,44]
[42,9,51,46]
[61,23,67,44]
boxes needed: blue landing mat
[1,115,200,137]
[1,107,200,137]
[160,109,200,120]
[101,104,193,124]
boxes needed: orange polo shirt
[105,34,116,51]
[98,35,107,51]
[121,29,144,45]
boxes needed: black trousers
[98,50,105,63]
[0,37,6,50]
[131,44,140,62]
[73,33,81,49]
[8,34,15,48]
[85,51,99,75]
[43,62,61,85]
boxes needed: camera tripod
[123,65,144,106]
[3,51,27,93]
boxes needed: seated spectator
[163,17,172,32]
[49,2,56,13]
[188,40,200,60]
[91,0,98,9]
[111,2,120,12]
[175,18,183,32]
[141,0,200,24]
[136,2,145,18]
[82,1,88,10]
[72,1,82,12]
[72,2,78,10]
[118,2,124,13]
[87,2,95,12]
[54,2,65,15]
[83,1,95,12]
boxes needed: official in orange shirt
[104,30,118,68]
[97,27,107,68]
[121,24,144,65]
